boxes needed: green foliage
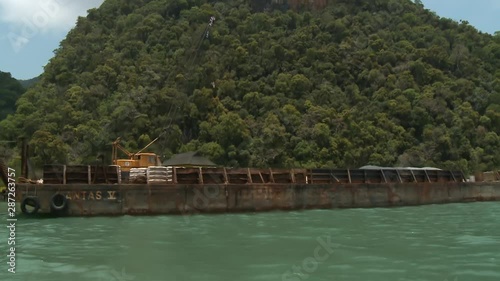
[1,0,499,173]
[0,72,25,120]
[18,76,40,89]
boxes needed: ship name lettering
[107,191,117,200]
[65,190,116,200]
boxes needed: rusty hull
[16,182,500,217]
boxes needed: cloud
[0,0,104,33]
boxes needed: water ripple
[0,202,499,281]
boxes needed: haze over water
[1,202,499,281]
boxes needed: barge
[14,165,500,217]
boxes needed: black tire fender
[50,193,68,212]
[21,196,40,215]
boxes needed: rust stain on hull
[16,182,500,217]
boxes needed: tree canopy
[1,0,499,174]
[0,71,25,120]
[18,76,41,89]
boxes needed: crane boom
[112,137,135,165]
[135,131,166,155]
[111,134,164,171]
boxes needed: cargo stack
[146,166,172,184]
[129,168,147,183]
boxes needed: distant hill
[0,71,25,120]
[1,0,499,173]
[18,76,41,89]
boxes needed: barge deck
[15,166,500,217]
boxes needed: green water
[0,202,499,281]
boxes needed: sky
[0,0,105,80]
[0,0,499,80]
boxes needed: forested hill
[1,0,499,173]
[0,71,25,120]
[18,76,41,89]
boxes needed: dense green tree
[0,0,499,174]
[0,72,25,120]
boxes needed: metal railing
[39,165,465,185]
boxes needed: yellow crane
[111,136,162,172]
